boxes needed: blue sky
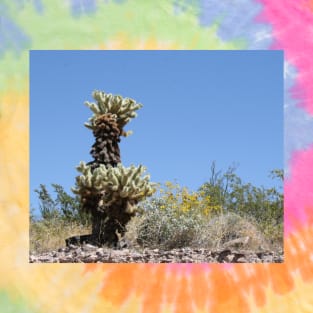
[30,50,283,214]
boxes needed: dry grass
[30,218,91,254]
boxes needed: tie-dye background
[1,1,313,312]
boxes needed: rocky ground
[29,243,283,263]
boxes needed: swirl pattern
[1,1,312,312]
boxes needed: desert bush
[191,212,270,250]
[198,163,283,244]
[130,205,205,250]
[128,181,219,249]
[126,207,270,251]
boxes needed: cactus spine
[71,90,155,247]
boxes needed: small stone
[30,244,283,263]
[84,255,98,262]
[82,244,97,252]
[181,257,193,263]
[96,249,104,256]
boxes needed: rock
[82,244,97,251]
[222,236,250,249]
[29,246,283,263]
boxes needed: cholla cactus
[70,90,155,247]
[72,162,155,212]
[84,90,143,137]
[89,113,122,166]
[84,91,142,168]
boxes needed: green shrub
[129,205,205,249]
[33,183,91,225]
[126,208,270,251]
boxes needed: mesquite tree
[71,91,155,247]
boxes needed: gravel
[30,244,283,263]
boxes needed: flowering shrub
[128,171,283,250]
[150,181,223,217]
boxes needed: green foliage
[33,184,90,225]
[198,162,283,242]
[33,184,60,220]
[199,161,240,208]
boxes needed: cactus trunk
[90,199,137,247]
[88,113,121,169]
[87,114,123,246]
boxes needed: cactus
[72,162,155,208]
[89,113,122,167]
[70,90,155,247]
[84,90,143,137]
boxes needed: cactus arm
[84,90,144,134]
